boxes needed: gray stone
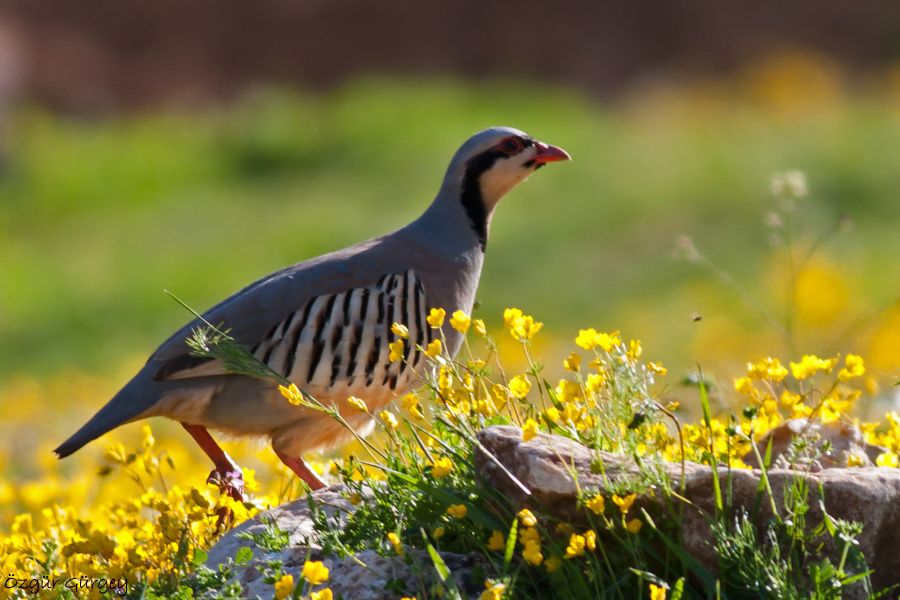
[205,485,485,599]
[743,418,886,470]
[475,425,900,592]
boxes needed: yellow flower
[598,331,620,351]
[503,307,523,327]
[447,504,468,519]
[544,555,562,572]
[473,318,487,336]
[379,410,399,430]
[733,376,753,394]
[402,393,423,419]
[585,373,605,393]
[779,390,801,408]
[564,533,586,558]
[391,322,410,339]
[649,583,667,600]
[647,362,667,375]
[347,396,368,412]
[846,452,865,467]
[626,340,642,361]
[522,418,540,441]
[555,379,580,403]
[522,540,543,566]
[585,494,605,515]
[517,508,537,527]
[584,529,596,551]
[790,354,836,380]
[876,450,899,468]
[389,340,405,362]
[480,581,507,600]
[625,518,643,533]
[544,407,561,423]
[475,399,495,417]
[555,522,573,536]
[387,532,404,555]
[747,357,789,382]
[450,310,471,333]
[427,307,446,328]
[278,383,304,406]
[508,375,531,399]
[512,315,543,341]
[438,367,453,392]
[302,560,329,586]
[575,328,599,350]
[273,574,295,600]
[310,589,333,600]
[433,526,445,539]
[487,530,505,551]
[564,352,581,371]
[425,339,442,358]
[141,425,155,451]
[839,354,865,381]
[431,456,454,479]
[612,493,636,514]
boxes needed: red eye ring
[498,137,524,155]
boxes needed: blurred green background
[0,1,898,398]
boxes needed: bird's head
[436,126,569,250]
[444,126,570,210]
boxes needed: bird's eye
[498,137,523,155]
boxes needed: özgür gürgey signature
[5,574,128,596]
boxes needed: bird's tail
[54,373,158,458]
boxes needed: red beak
[532,141,571,165]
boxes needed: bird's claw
[206,467,245,502]
[205,468,244,532]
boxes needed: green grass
[0,78,897,382]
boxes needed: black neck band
[459,149,504,252]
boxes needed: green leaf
[670,577,685,600]
[698,368,723,514]
[234,546,253,565]
[420,529,462,600]
[192,548,208,567]
[503,518,518,572]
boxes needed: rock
[743,419,885,470]
[475,425,900,591]
[206,486,354,569]
[205,485,485,599]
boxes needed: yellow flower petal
[508,375,531,399]
[522,418,540,441]
[450,310,471,334]
[301,560,329,586]
[427,307,446,328]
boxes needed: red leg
[182,423,244,501]
[274,450,327,491]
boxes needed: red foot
[181,422,246,530]
[275,450,328,490]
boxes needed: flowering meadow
[5,165,900,597]
[0,298,896,598]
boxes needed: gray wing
[152,257,431,392]
[146,238,383,376]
